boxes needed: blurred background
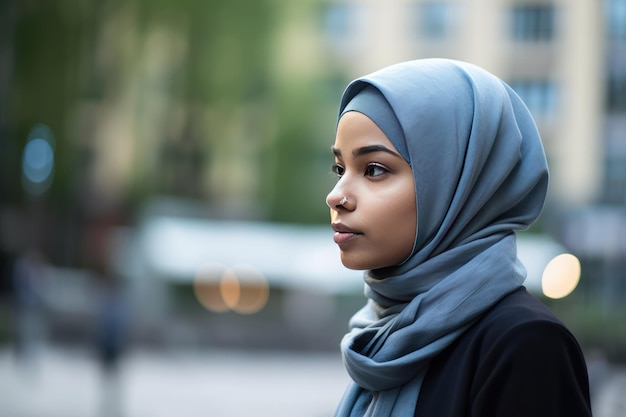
[1,0,625,416]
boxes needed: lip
[332,223,362,244]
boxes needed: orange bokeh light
[193,263,269,314]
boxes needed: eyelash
[365,163,389,177]
[331,163,390,178]
[331,163,344,177]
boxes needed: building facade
[322,0,610,207]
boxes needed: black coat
[414,287,592,417]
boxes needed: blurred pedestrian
[85,207,130,417]
[95,273,129,417]
[11,247,49,375]
[96,274,128,373]
[326,59,592,416]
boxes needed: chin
[341,263,366,271]
[340,251,406,271]
[340,255,365,271]
[340,254,377,271]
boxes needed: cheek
[384,181,417,226]
[375,190,417,259]
[392,198,417,255]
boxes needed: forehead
[335,111,396,149]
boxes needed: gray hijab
[333,59,549,417]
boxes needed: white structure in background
[111,212,569,320]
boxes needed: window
[606,76,626,112]
[509,80,557,118]
[606,0,626,41]
[601,117,626,204]
[603,144,626,204]
[417,2,455,39]
[413,2,459,40]
[511,4,555,42]
[321,1,366,56]
[323,2,352,42]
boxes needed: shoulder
[416,288,592,417]
[464,288,588,383]
[468,288,592,416]
[475,287,572,353]
[479,286,561,330]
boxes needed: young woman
[326,59,592,417]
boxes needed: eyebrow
[332,145,403,159]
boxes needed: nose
[326,181,349,209]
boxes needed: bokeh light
[220,268,241,310]
[193,263,269,314]
[21,124,55,196]
[193,262,229,313]
[227,264,269,315]
[541,253,581,299]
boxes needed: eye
[364,163,389,177]
[331,163,345,178]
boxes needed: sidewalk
[0,345,349,417]
[593,365,626,417]
[0,344,623,417]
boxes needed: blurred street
[0,344,349,417]
[1,343,625,417]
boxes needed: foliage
[3,0,353,266]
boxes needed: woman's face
[326,111,417,270]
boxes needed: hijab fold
[332,59,549,417]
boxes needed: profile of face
[326,111,417,270]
